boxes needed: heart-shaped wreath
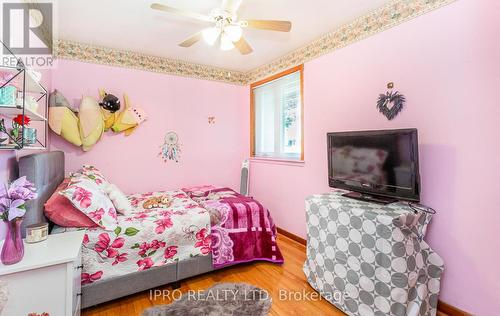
[377,91,406,120]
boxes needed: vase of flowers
[0,176,37,265]
[10,114,35,145]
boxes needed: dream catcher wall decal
[159,131,182,163]
[376,82,406,120]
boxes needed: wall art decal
[159,131,182,163]
[208,116,215,125]
[377,82,406,120]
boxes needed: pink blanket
[182,186,284,268]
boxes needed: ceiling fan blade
[222,0,242,12]
[151,3,211,22]
[234,36,253,55]
[240,20,292,32]
[179,32,203,47]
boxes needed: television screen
[327,129,420,201]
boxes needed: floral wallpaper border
[55,41,248,85]
[55,0,456,86]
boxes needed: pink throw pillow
[44,178,98,228]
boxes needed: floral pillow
[80,165,110,190]
[59,177,118,231]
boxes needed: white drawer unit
[0,230,85,316]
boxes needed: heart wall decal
[376,83,406,120]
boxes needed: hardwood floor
[82,234,451,316]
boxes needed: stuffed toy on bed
[78,96,105,151]
[111,94,147,136]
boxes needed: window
[251,65,304,161]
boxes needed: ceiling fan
[151,0,292,55]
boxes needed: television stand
[342,191,397,204]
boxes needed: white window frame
[250,65,304,161]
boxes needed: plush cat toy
[98,89,120,131]
[48,90,82,146]
[111,94,147,136]
[78,96,104,151]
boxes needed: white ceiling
[57,0,391,72]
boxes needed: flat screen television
[327,129,420,203]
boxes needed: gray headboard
[18,151,65,237]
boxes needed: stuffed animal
[98,89,118,131]
[48,90,82,146]
[111,94,147,136]
[99,92,120,113]
[78,96,104,151]
[142,195,171,209]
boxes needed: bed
[18,151,283,308]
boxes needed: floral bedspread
[182,185,284,268]
[56,190,211,285]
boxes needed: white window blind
[253,70,302,160]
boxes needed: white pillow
[104,183,133,216]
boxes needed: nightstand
[0,230,85,316]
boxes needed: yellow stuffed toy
[78,96,104,151]
[48,106,82,146]
[111,94,147,136]
[48,89,147,150]
[48,90,82,147]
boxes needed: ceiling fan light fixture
[202,27,220,46]
[224,25,243,42]
[220,33,235,51]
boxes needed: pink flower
[95,233,110,253]
[83,234,89,245]
[95,233,125,258]
[108,208,117,220]
[134,212,148,219]
[150,240,166,250]
[88,208,105,222]
[72,187,93,208]
[164,246,178,259]
[195,228,211,255]
[112,253,128,265]
[137,258,154,270]
[196,228,208,240]
[81,271,103,285]
[159,210,172,217]
[138,242,150,256]
[111,237,125,248]
[154,217,173,234]
[107,248,118,258]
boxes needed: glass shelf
[0,105,47,121]
[0,144,46,150]
[0,49,48,150]
[0,66,46,95]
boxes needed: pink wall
[249,0,499,314]
[12,0,497,313]
[49,60,248,194]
